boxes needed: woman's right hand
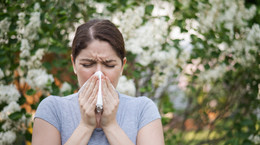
[78,76,99,130]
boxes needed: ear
[120,57,127,75]
[71,54,77,74]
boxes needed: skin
[32,40,165,145]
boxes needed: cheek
[77,68,94,87]
[104,69,121,88]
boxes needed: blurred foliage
[0,0,259,144]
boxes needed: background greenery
[0,0,259,145]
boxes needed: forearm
[64,124,94,145]
[103,123,135,145]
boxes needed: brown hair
[71,19,125,64]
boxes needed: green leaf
[145,5,154,15]
[119,0,127,6]
[18,96,26,105]
[8,111,23,121]
[25,129,32,142]
[204,64,210,70]
[139,87,146,93]
[26,89,36,95]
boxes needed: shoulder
[119,93,153,104]
[35,93,78,119]
[118,93,159,114]
[120,93,156,109]
[119,93,161,130]
[34,93,78,131]
[38,93,78,106]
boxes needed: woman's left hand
[100,76,119,128]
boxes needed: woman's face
[71,40,126,88]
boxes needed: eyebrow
[79,58,116,63]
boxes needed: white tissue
[95,71,103,113]
[78,71,103,113]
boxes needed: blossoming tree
[0,0,259,144]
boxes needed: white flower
[19,49,30,58]
[0,131,16,144]
[34,48,45,60]
[22,48,45,69]
[34,3,40,11]
[196,0,256,34]
[1,132,14,144]
[248,134,260,144]
[0,84,20,104]
[0,18,11,36]
[112,6,144,39]
[60,82,72,94]
[2,101,21,114]
[0,68,4,79]
[247,24,260,44]
[1,121,12,131]
[19,60,27,67]
[117,76,136,96]
[199,64,227,82]
[24,11,41,41]
[125,17,168,66]
[152,0,175,18]
[18,12,25,19]
[20,39,31,51]
[17,12,26,35]
[0,101,21,120]
[25,69,54,90]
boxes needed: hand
[100,76,119,128]
[78,75,99,130]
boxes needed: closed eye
[105,64,115,68]
[81,63,94,68]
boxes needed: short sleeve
[34,96,61,132]
[137,97,161,131]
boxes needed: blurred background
[0,0,259,144]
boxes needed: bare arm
[102,119,165,145]
[32,76,99,145]
[137,119,165,145]
[103,123,135,145]
[65,76,98,145]
[101,77,164,145]
[32,118,61,145]
[64,122,94,145]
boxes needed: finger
[102,79,112,101]
[102,79,116,107]
[105,77,118,100]
[84,84,98,113]
[79,75,95,95]
[79,76,93,100]
[82,76,98,103]
[86,79,99,105]
[85,94,97,113]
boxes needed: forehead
[77,40,120,60]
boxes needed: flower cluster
[0,18,11,41]
[25,69,54,90]
[110,1,190,94]
[185,0,260,84]
[60,82,72,95]
[0,3,54,144]
[0,85,28,145]
[0,84,20,104]
[0,131,16,145]
[117,75,136,96]
[196,0,256,36]
[112,6,144,40]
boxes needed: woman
[32,19,164,145]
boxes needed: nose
[95,63,103,74]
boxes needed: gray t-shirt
[34,93,161,145]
